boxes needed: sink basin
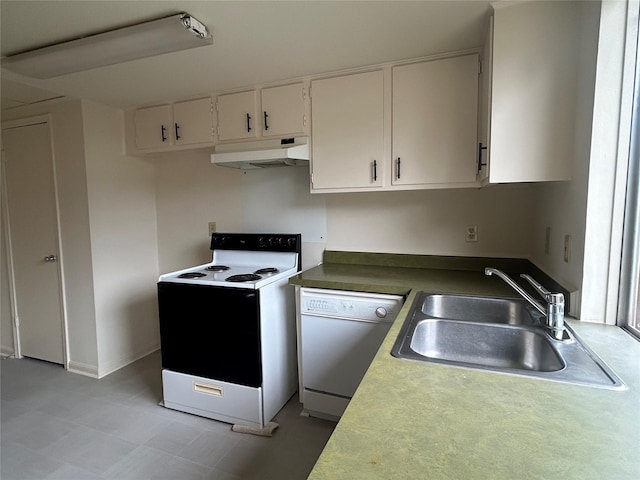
[421,294,540,326]
[409,319,564,372]
[392,291,626,389]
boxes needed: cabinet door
[173,97,214,146]
[311,71,384,191]
[217,91,258,141]
[135,105,172,149]
[489,1,578,182]
[392,54,479,186]
[477,18,493,183]
[261,83,306,137]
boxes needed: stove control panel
[210,233,301,254]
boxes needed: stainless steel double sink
[391,292,626,389]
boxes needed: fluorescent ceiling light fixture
[1,13,212,79]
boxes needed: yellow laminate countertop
[290,255,640,480]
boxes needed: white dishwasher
[299,287,404,420]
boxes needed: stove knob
[258,236,267,248]
[375,307,388,318]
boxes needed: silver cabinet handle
[44,255,57,262]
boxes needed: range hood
[211,137,309,169]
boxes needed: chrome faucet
[484,268,566,340]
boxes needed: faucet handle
[546,292,565,307]
[520,274,564,306]
[520,274,549,295]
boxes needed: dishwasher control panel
[300,288,404,322]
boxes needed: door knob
[44,255,57,262]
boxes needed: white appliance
[211,137,309,169]
[158,233,301,428]
[299,287,404,420]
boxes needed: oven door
[158,282,261,387]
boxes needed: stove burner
[226,274,262,283]
[206,265,231,272]
[178,272,207,279]
[254,267,279,275]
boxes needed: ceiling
[0,1,492,111]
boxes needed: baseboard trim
[97,343,160,379]
[1,344,15,357]
[67,360,99,378]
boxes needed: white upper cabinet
[217,85,308,141]
[172,98,215,146]
[392,54,479,187]
[261,83,306,137]
[134,97,214,151]
[310,70,385,191]
[310,55,479,193]
[217,91,258,141]
[485,1,580,183]
[134,105,172,150]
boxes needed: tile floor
[0,351,335,479]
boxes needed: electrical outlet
[544,227,551,255]
[563,234,571,263]
[465,225,478,243]
[208,222,217,236]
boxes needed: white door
[3,120,65,364]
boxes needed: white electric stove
[157,233,301,428]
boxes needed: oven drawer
[162,370,264,427]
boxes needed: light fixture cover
[1,13,213,79]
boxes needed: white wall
[241,166,327,269]
[578,0,634,324]
[2,99,99,371]
[326,184,534,257]
[530,0,601,317]
[82,101,159,377]
[2,99,160,376]
[155,151,534,272]
[155,152,327,272]
[155,150,244,273]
